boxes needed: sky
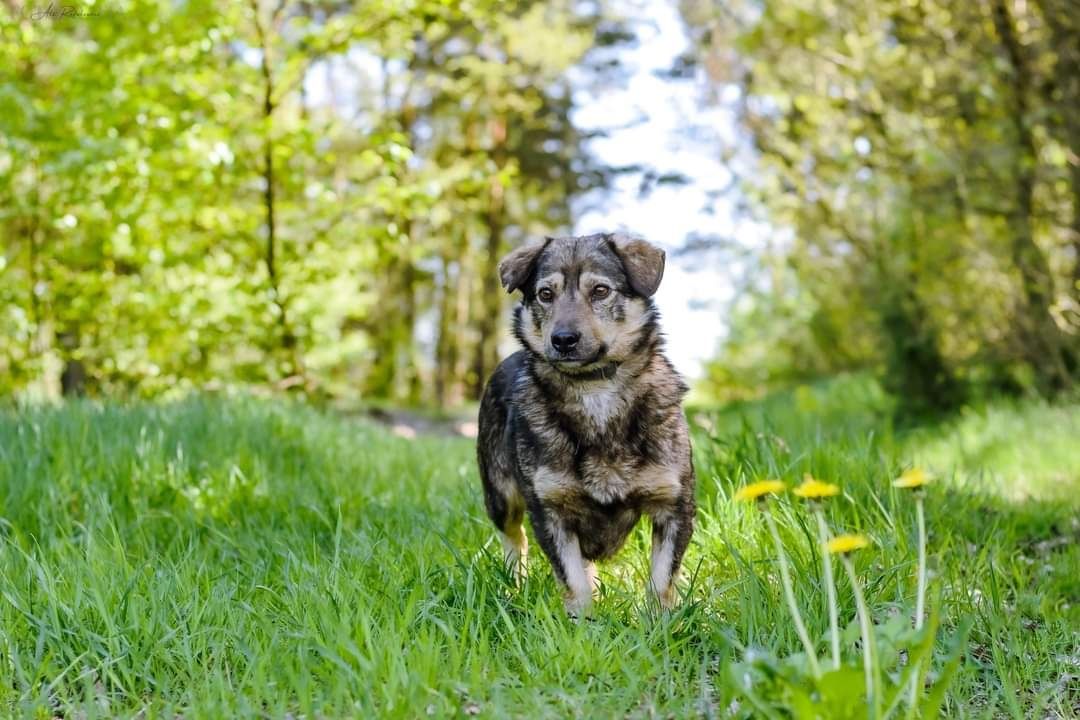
[572,0,752,378]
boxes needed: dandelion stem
[762,504,821,679]
[843,556,879,719]
[915,496,927,629]
[814,508,841,670]
[908,495,928,710]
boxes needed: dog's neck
[528,342,656,393]
[526,345,680,441]
[552,361,620,383]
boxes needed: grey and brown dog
[477,232,695,615]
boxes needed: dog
[476,232,695,616]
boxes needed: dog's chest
[579,456,635,504]
[567,386,642,503]
[576,456,681,507]
[574,384,623,432]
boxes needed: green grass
[1,383,1077,718]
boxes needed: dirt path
[365,406,478,439]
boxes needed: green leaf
[919,618,973,719]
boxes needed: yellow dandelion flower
[827,534,871,555]
[733,480,786,502]
[893,468,930,489]
[793,474,840,500]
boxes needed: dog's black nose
[551,330,580,353]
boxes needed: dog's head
[500,233,665,373]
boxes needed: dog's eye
[537,288,554,303]
[591,285,611,300]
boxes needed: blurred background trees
[0,0,626,403]
[2,0,1078,416]
[684,0,1079,415]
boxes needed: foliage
[684,0,1080,413]
[728,610,971,720]
[730,470,966,719]
[1,389,1077,716]
[0,0,628,403]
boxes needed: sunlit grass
[0,388,1077,717]
[904,398,1080,502]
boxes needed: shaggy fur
[477,232,695,615]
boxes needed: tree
[682,0,1080,410]
[0,0,629,405]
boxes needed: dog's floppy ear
[607,233,665,297]
[499,236,551,293]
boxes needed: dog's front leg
[531,507,594,617]
[648,497,694,609]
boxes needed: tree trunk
[1037,0,1080,300]
[251,0,299,381]
[362,268,398,398]
[469,117,508,399]
[58,330,86,397]
[26,188,41,367]
[398,217,421,404]
[471,212,503,398]
[990,0,1073,391]
[434,252,461,407]
[454,247,474,401]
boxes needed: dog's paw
[648,583,678,611]
[564,592,593,619]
